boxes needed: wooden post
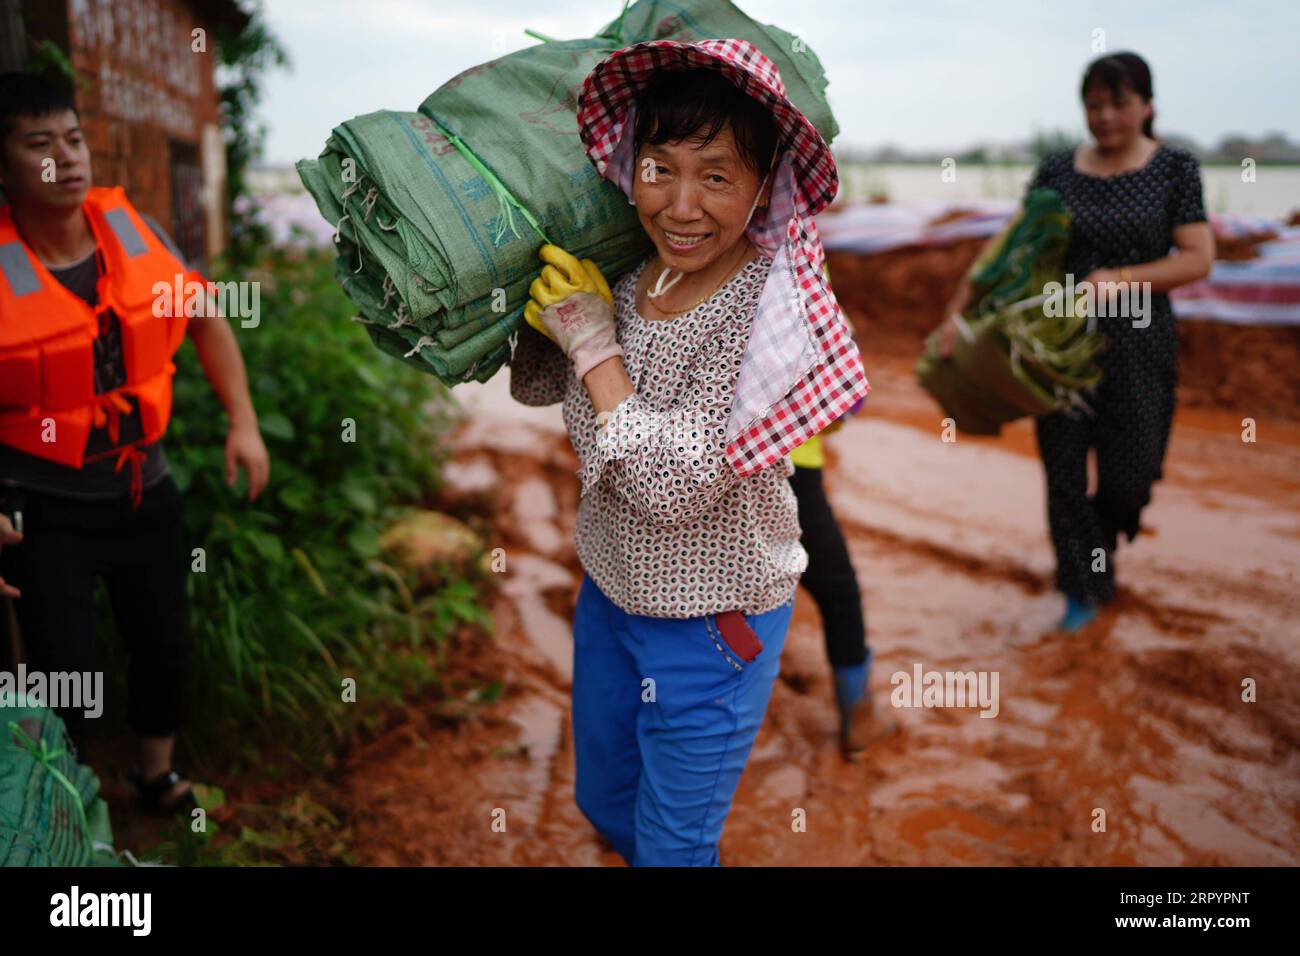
[0,0,26,72]
[0,0,23,659]
[1,596,19,672]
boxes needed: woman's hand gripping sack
[524,244,623,382]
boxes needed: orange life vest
[0,187,193,506]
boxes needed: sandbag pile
[915,188,1107,434]
[296,0,839,385]
[0,704,119,866]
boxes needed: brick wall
[37,0,227,266]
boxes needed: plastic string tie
[428,118,551,248]
[387,303,411,330]
[7,721,91,842]
[403,335,436,359]
[361,186,380,222]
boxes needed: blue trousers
[571,572,794,866]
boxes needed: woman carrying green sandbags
[508,39,867,865]
[934,52,1213,633]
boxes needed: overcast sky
[257,0,1300,166]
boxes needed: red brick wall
[53,0,224,258]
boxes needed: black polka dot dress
[1028,143,1208,604]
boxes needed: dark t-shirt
[0,213,183,500]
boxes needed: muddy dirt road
[339,348,1300,866]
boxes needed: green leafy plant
[24,39,79,92]
[156,246,481,772]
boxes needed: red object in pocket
[714,610,763,663]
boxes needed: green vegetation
[215,0,292,268]
[93,247,492,785]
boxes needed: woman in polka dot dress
[938,52,1214,631]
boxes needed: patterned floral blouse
[508,252,808,619]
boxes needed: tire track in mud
[338,369,1300,867]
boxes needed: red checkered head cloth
[577,39,869,477]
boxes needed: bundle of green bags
[296,0,839,385]
[1,703,119,866]
[915,188,1107,435]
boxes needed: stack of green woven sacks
[915,188,1107,435]
[1,703,120,866]
[295,0,840,386]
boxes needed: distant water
[840,163,1300,218]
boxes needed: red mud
[336,315,1300,865]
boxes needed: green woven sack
[915,188,1106,434]
[0,703,119,867]
[297,0,839,386]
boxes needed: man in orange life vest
[0,72,269,813]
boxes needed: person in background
[934,52,1212,633]
[0,72,270,814]
[788,394,898,759]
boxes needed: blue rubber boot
[833,659,870,717]
[1059,594,1098,633]
[833,649,896,757]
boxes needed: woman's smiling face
[632,122,768,275]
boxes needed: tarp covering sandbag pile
[296,0,839,385]
[0,703,119,866]
[915,187,1107,435]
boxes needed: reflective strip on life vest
[0,241,40,297]
[102,208,148,258]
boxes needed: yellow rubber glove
[524,244,614,343]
